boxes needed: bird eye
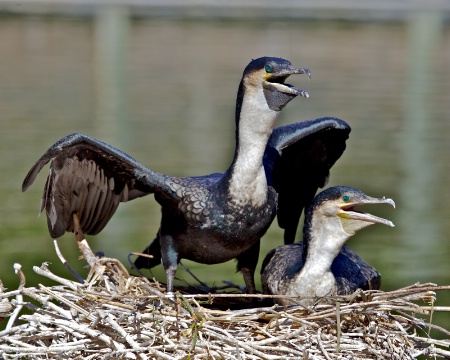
[343,195,350,202]
[265,64,272,73]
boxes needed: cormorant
[261,186,395,305]
[22,57,350,293]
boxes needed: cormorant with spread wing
[22,57,350,293]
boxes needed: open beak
[263,66,311,98]
[338,196,395,228]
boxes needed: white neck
[228,84,279,207]
[289,214,350,303]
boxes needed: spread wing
[264,117,351,244]
[22,133,168,238]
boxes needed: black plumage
[23,57,350,293]
[261,186,395,305]
[265,119,350,244]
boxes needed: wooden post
[399,10,443,279]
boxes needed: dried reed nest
[1,238,450,359]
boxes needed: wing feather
[265,117,351,244]
[23,133,168,238]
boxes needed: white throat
[288,214,350,303]
[228,84,279,207]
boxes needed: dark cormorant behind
[261,186,395,305]
[22,57,350,293]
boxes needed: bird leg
[72,212,98,268]
[236,241,260,294]
[159,234,179,293]
[240,267,256,295]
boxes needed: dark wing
[332,245,381,294]
[264,117,351,244]
[260,243,305,295]
[22,133,166,238]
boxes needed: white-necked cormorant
[261,186,395,305]
[22,57,350,293]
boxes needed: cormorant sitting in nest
[22,57,350,293]
[261,186,395,305]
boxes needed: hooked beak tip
[294,67,311,79]
[384,197,396,209]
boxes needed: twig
[1,244,450,360]
[253,328,306,346]
[336,300,341,354]
[427,293,435,337]
[22,315,127,352]
[202,324,276,360]
[33,263,80,291]
[317,328,333,360]
[53,239,85,283]
[73,212,98,267]
[5,263,26,330]
[38,284,95,320]
[21,287,74,320]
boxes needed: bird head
[315,186,395,236]
[241,57,310,112]
[303,186,395,264]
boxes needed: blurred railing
[0,0,449,20]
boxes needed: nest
[1,239,450,359]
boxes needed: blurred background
[1,0,449,333]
